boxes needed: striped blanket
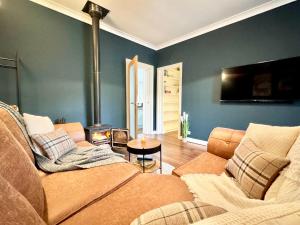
[0,101,126,173]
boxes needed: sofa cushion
[266,134,300,201]
[31,128,76,161]
[282,134,300,182]
[0,109,35,162]
[245,123,300,157]
[23,113,55,136]
[226,138,290,199]
[76,140,94,147]
[131,201,226,225]
[60,174,193,225]
[0,120,45,219]
[54,123,85,143]
[42,163,140,225]
[172,152,227,177]
[0,174,46,225]
[208,127,245,160]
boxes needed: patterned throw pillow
[226,138,290,199]
[130,201,226,225]
[31,128,76,161]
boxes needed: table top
[127,138,160,149]
[127,138,161,155]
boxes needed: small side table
[127,138,162,174]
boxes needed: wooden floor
[147,131,206,168]
[116,132,206,169]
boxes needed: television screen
[220,56,300,102]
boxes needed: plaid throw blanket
[0,101,126,173]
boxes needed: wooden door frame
[126,56,138,139]
[126,58,154,136]
[156,62,183,138]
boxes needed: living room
[1,0,300,224]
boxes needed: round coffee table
[127,138,162,174]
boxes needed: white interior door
[142,63,154,134]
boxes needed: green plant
[181,112,191,139]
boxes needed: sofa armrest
[207,127,245,160]
[54,122,85,143]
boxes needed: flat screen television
[220,56,300,102]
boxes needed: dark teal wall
[1,0,300,138]
[0,0,156,127]
[157,1,300,140]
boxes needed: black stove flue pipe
[82,1,109,126]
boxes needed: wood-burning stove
[84,125,112,146]
[82,1,111,146]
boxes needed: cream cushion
[265,175,300,202]
[23,113,54,136]
[245,123,300,157]
[283,134,300,181]
[265,134,300,201]
[276,177,300,202]
[264,175,285,200]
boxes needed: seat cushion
[0,120,45,219]
[0,109,35,162]
[60,174,194,225]
[42,163,140,225]
[0,174,46,225]
[172,152,227,177]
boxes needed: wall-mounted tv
[220,56,300,102]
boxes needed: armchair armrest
[54,122,85,143]
[207,127,245,160]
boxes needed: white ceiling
[31,0,295,50]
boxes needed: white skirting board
[186,137,208,147]
[151,131,208,147]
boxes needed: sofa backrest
[0,109,35,163]
[54,122,85,143]
[0,119,45,220]
[207,127,245,160]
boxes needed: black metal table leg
[160,147,162,174]
[127,140,161,174]
[143,154,145,173]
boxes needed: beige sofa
[0,109,193,225]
